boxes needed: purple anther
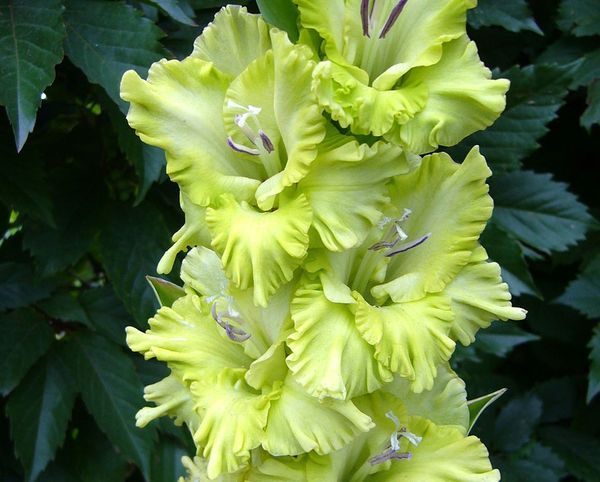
[369,448,412,465]
[360,0,371,37]
[211,302,251,342]
[369,238,399,251]
[379,0,408,39]
[385,232,431,257]
[227,136,260,156]
[259,130,275,153]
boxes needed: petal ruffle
[299,128,410,251]
[446,245,527,346]
[126,294,253,377]
[354,293,456,393]
[206,193,312,307]
[190,369,274,479]
[372,147,493,303]
[192,5,272,78]
[121,57,261,207]
[287,279,392,400]
[262,376,373,456]
[387,36,510,154]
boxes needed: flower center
[211,300,251,343]
[369,411,422,465]
[369,210,431,257]
[225,101,281,178]
[360,0,409,39]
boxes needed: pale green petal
[372,147,493,303]
[224,31,326,210]
[179,455,248,482]
[158,193,212,275]
[245,338,289,391]
[383,364,469,435]
[247,456,308,482]
[287,279,391,400]
[190,369,274,479]
[126,294,253,378]
[263,376,374,456]
[180,246,228,299]
[121,58,261,207]
[354,293,456,393]
[388,36,510,154]
[370,416,500,482]
[135,373,200,433]
[299,129,409,251]
[192,5,272,77]
[207,193,312,307]
[447,245,527,346]
[311,60,427,136]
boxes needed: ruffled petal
[223,31,326,210]
[180,247,228,299]
[190,369,274,479]
[192,5,272,78]
[354,293,456,393]
[126,294,253,378]
[311,60,427,136]
[371,416,500,482]
[206,193,312,307]
[387,36,510,154]
[372,147,493,303]
[446,245,527,346]
[121,57,261,207]
[135,373,200,432]
[158,193,211,275]
[262,375,374,456]
[287,279,392,400]
[383,364,469,434]
[299,128,409,251]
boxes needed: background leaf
[489,170,592,254]
[65,332,155,478]
[558,254,600,318]
[0,309,53,396]
[0,0,65,150]
[587,325,600,403]
[6,346,77,482]
[63,0,166,112]
[468,0,542,35]
[256,0,299,41]
[558,0,600,37]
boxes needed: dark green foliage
[0,0,599,480]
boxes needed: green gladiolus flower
[294,0,510,154]
[121,6,411,307]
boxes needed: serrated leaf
[22,164,106,276]
[476,320,540,358]
[587,325,600,403]
[468,0,542,35]
[452,64,575,171]
[6,347,77,482]
[37,293,93,329]
[0,0,65,151]
[489,170,592,254]
[541,426,600,482]
[78,286,131,346]
[481,223,540,297]
[497,443,566,482]
[0,132,54,225]
[65,332,155,478]
[467,387,506,433]
[558,0,600,37]
[0,309,53,396]
[0,263,58,311]
[146,276,185,308]
[99,201,171,327]
[148,0,197,26]
[256,0,299,41]
[557,254,600,318]
[582,79,600,129]
[63,0,166,112]
[493,394,542,452]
